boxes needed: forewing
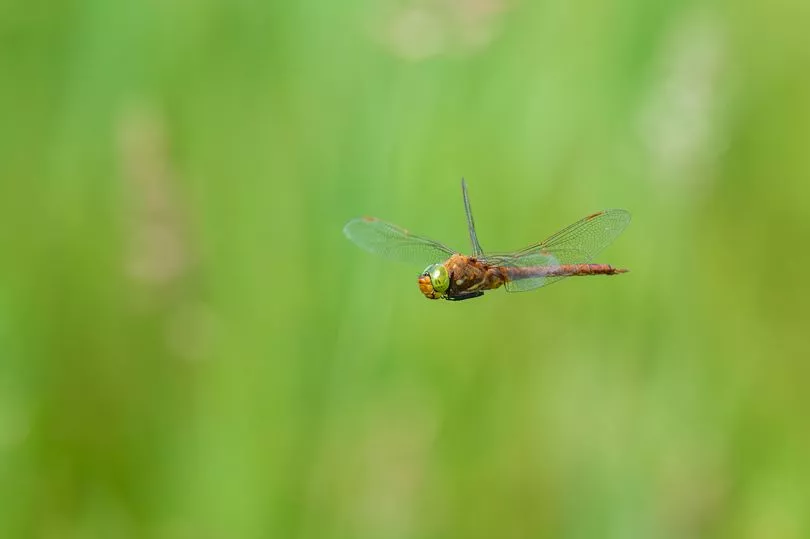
[486,209,631,292]
[343,217,455,268]
[530,209,631,261]
[461,179,484,257]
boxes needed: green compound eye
[427,264,449,294]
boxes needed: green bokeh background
[2,1,810,537]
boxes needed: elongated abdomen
[506,264,627,280]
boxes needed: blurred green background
[2,0,810,537]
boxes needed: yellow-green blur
[1,1,809,537]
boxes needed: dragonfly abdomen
[507,263,627,280]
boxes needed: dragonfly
[343,179,630,301]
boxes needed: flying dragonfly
[343,180,630,301]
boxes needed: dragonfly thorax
[418,263,449,299]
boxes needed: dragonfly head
[418,263,450,299]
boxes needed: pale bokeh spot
[378,0,511,60]
[639,10,728,186]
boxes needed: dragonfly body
[344,180,630,301]
[419,254,627,301]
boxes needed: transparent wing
[461,179,484,257]
[343,217,456,268]
[487,251,564,292]
[485,209,631,292]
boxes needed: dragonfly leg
[447,291,484,301]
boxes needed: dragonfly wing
[485,209,631,293]
[531,209,631,261]
[461,179,484,258]
[343,217,456,268]
[487,251,563,292]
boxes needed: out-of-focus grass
[1,0,809,537]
